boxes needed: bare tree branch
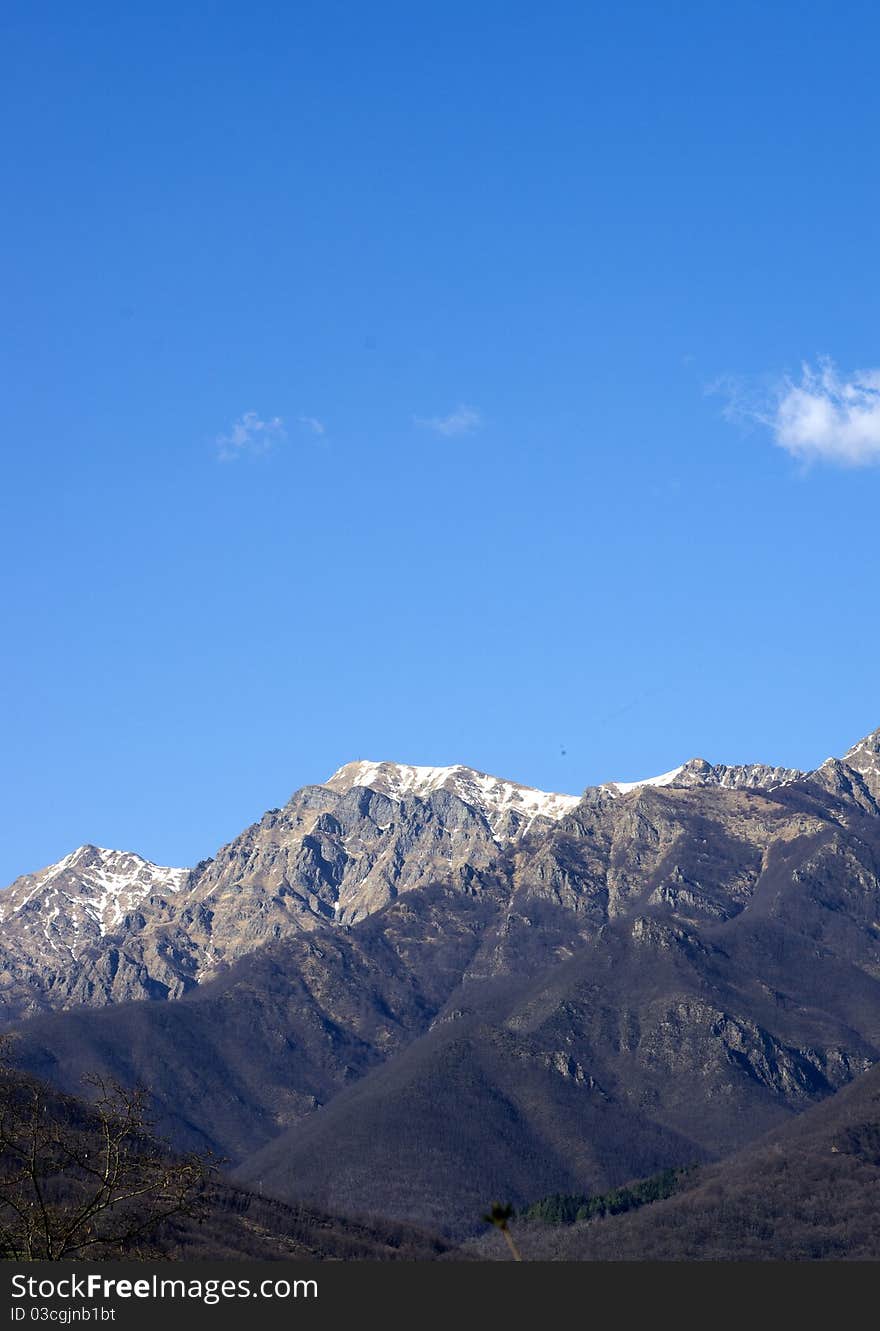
[0,1045,215,1260]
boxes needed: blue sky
[3,1,879,881]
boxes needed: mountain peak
[324,760,581,836]
[604,757,803,796]
[837,725,880,797]
[0,845,188,946]
[843,725,880,759]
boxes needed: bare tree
[0,1050,215,1260]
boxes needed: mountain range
[3,726,880,1239]
[0,751,830,1022]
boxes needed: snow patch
[606,765,686,795]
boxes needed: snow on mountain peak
[605,765,686,795]
[325,752,805,830]
[324,761,581,836]
[0,845,188,948]
[605,757,803,797]
[838,726,880,796]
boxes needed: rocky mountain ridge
[1,730,877,1025]
[325,760,582,834]
[0,846,189,1013]
[605,756,805,794]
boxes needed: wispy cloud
[715,359,880,468]
[298,415,326,436]
[772,360,880,466]
[216,411,286,462]
[414,404,482,437]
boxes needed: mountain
[465,1051,880,1260]
[605,757,804,794]
[0,748,822,1023]
[7,725,880,1236]
[325,761,582,833]
[843,727,880,797]
[0,844,188,943]
[811,727,880,810]
[0,846,189,1019]
[0,763,590,1021]
[232,771,880,1230]
[0,773,508,1020]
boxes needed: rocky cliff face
[0,847,190,1018]
[816,728,880,805]
[662,758,804,790]
[0,767,569,1019]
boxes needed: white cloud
[771,360,880,466]
[414,404,482,437]
[298,415,326,436]
[216,411,286,462]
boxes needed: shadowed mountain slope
[468,1055,880,1260]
